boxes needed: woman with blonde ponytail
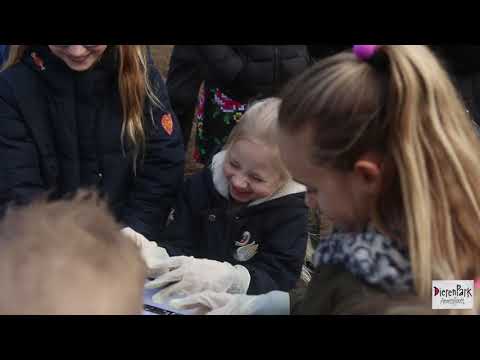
[167,45,479,315]
[0,45,185,250]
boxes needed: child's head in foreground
[0,192,146,315]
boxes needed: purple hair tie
[353,45,379,61]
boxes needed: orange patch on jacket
[31,52,46,71]
[161,113,174,136]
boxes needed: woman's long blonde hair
[2,45,162,171]
[279,45,480,314]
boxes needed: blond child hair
[0,192,146,315]
[225,97,291,183]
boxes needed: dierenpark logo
[432,280,474,309]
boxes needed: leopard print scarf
[313,227,414,294]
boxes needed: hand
[168,290,290,316]
[170,291,252,315]
[121,227,158,249]
[141,246,170,278]
[120,227,169,278]
[144,256,251,305]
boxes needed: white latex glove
[168,290,290,315]
[120,227,170,278]
[121,227,159,249]
[144,256,251,304]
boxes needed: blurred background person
[193,45,311,164]
[166,45,203,152]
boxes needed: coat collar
[210,150,305,207]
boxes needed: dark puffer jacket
[196,45,311,102]
[166,45,203,150]
[0,46,185,240]
[307,44,350,62]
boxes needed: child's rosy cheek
[223,165,232,178]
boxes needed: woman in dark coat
[0,45,185,241]
[193,45,311,164]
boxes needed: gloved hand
[168,290,291,315]
[144,256,251,305]
[121,227,158,249]
[120,227,170,278]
